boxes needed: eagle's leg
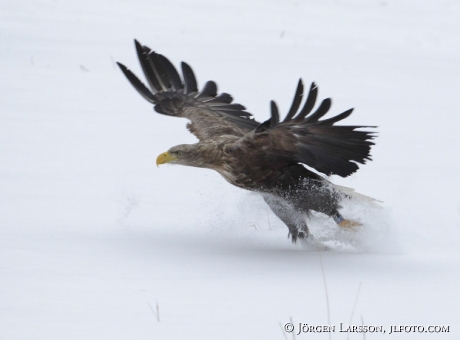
[262,195,309,243]
[332,212,361,229]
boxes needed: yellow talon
[338,219,361,229]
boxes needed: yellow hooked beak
[156,152,177,167]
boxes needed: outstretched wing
[117,40,259,141]
[243,80,376,177]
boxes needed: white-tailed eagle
[117,40,376,242]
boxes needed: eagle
[117,40,376,243]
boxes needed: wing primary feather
[134,40,162,93]
[147,51,169,92]
[283,79,304,122]
[254,119,272,133]
[217,109,252,117]
[116,62,156,103]
[196,81,218,98]
[317,108,354,125]
[218,103,246,110]
[202,93,233,104]
[156,54,183,91]
[295,82,318,119]
[304,98,332,122]
[270,101,280,127]
[181,62,198,94]
[120,42,262,137]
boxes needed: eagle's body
[117,40,376,242]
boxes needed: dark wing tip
[294,82,318,120]
[116,61,156,104]
[119,41,260,133]
[318,108,353,125]
[303,98,332,123]
[254,101,279,133]
[116,61,127,71]
[283,79,305,122]
[181,61,198,94]
[156,53,183,91]
[277,79,365,128]
[197,81,218,98]
[270,100,280,127]
[134,39,144,56]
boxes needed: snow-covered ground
[1,0,460,339]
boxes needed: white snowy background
[1,0,460,339]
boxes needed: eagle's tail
[332,183,382,203]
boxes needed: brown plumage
[117,40,376,243]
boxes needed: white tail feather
[333,184,383,204]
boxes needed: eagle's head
[156,144,215,169]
